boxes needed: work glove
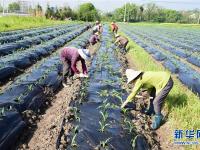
[79,73,89,78]
[151,114,163,130]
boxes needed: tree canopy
[8,2,20,12]
[77,3,99,21]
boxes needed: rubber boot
[151,114,163,130]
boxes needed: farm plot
[56,26,160,150]
[120,24,200,95]
[0,23,90,149]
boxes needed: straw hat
[78,49,91,60]
[126,69,142,84]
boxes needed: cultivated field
[0,21,199,150]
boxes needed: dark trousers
[148,77,174,115]
[119,41,128,53]
[62,60,74,83]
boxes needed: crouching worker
[89,32,100,45]
[121,69,173,130]
[114,34,129,54]
[111,22,118,34]
[60,47,91,87]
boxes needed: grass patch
[120,31,200,150]
[0,16,74,32]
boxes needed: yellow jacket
[126,71,171,102]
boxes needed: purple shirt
[89,34,99,45]
[60,47,87,74]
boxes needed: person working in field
[121,69,174,130]
[89,32,100,45]
[60,47,91,87]
[92,21,101,34]
[111,22,118,34]
[99,23,103,33]
[114,34,129,53]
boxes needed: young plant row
[0,24,75,44]
[0,29,92,150]
[0,24,81,56]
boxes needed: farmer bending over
[111,22,118,34]
[114,34,129,54]
[92,21,101,34]
[89,32,100,45]
[121,69,173,130]
[60,47,91,87]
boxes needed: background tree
[77,3,99,21]
[62,6,73,19]
[8,2,20,13]
[144,3,157,21]
[45,5,54,19]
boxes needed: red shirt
[111,24,118,31]
[60,47,87,74]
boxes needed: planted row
[0,24,81,56]
[0,25,75,44]
[123,28,200,95]
[0,28,91,150]
[0,23,77,37]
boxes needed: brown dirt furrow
[26,79,81,150]
[20,43,99,150]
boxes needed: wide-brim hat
[126,69,142,84]
[78,49,91,60]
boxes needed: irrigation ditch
[56,26,161,150]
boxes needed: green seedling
[124,118,135,133]
[71,125,79,146]
[109,103,119,109]
[70,107,80,122]
[97,102,111,113]
[14,94,24,103]
[121,107,128,114]
[99,121,110,132]
[27,84,34,91]
[100,111,108,122]
[99,111,110,132]
[71,133,77,147]
[97,89,109,97]
[0,107,5,118]
[100,137,111,149]
[131,135,139,149]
